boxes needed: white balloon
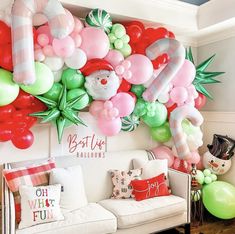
[43,56,64,71]
[158,92,169,103]
[53,69,63,82]
[65,48,87,69]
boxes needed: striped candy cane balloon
[11,0,74,85]
[169,105,203,160]
[142,38,185,102]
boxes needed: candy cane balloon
[11,0,74,85]
[142,38,185,102]
[169,104,203,160]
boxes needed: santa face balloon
[202,151,232,175]
[84,70,120,100]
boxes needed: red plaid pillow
[3,159,56,223]
[131,173,170,201]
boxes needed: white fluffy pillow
[133,158,168,179]
[19,184,64,229]
[49,165,88,211]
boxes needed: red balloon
[135,41,147,55]
[0,44,13,71]
[167,103,177,119]
[12,90,35,109]
[0,104,16,122]
[127,91,137,103]
[195,93,206,109]
[126,25,143,44]
[123,21,145,31]
[118,79,131,92]
[30,98,47,112]
[0,21,11,45]
[11,129,34,149]
[0,123,12,142]
[13,109,37,129]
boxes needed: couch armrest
[168,169,191,223]
[2,163,15,234]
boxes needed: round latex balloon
[62,68,85,89]
[203,181,235,219]
[12,129,34,149]
[64,48,87,69]
[43,83,63,102]
[151,146,174,167]
[80,27,110,59]
[52,36,75,58]
[151,122,172,143]
[0,68,19,106]
[98,117,121,136]
[104,49,124,67]
[43,56,64,71]
[67,88,89,110]
[20,62,54,95]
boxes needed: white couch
[2,150,191,234]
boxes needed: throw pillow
[132,158,168,179]
[131,173,170,201]
[109,169,142,199]
[2,159,55,223]
[18,184,64,229]
[49,165,88,211]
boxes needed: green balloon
[203,181,235,219]
[150,122,172,143]
[67,88,89,110]
[20,62,54,95]
[0,69,19,106]
[61,68,85,90]
[131,85,145,98]
[133,98,146,117]
[195,170,205,185]
[182,119,198,135]
[43,83,63,102]
[119,43,132,57]
[142,102,167,127]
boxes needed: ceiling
[179,0,209,5]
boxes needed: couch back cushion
[9,150,149,202]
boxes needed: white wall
[198,37,235,112]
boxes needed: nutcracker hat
[80,58,113,76]
[207,134,235,160]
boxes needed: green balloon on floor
[202,181,235,219]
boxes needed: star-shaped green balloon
[30,85,86,143]
[186,47,224,99]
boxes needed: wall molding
[201,111,235,123]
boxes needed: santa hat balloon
[202,134,235,175]
[81,59,120,100]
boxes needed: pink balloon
[170,86,188,105]
[80,27,110,59]
[172,60,196,87]
[43,45,55,57]
[89,101,104,117]
[124,54,153,84]
[73,17,84,33]
[104,50,124,68]
[111,93,135,117]
[33,13,48,26]
[187,151,201,164]
[151,146,174,167]
[37,34,49,47]
[196,156,204,170]
[37,25,53,44]
[52,36,75,57]
[98,117,122,136]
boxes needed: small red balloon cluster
[0,90,46,149]
[124,21,173,69]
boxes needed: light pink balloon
[73,17,84,33]
[33,13,48,26]
[151,146,174,167]
[111,93,135,117]
[104,50,124,68]
[52,36,75,57]
[170,86,188,105]
[98,117,122,136]
[172,60,196,87]
[124,54,153,84]
[89,101,104,117]
[187,151,201,164]
[37,25,53,44]
[42,45,55,57]
[80,27,110,59]
[37,34,49,47]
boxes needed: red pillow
[131,173,170,201]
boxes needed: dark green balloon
[131,85,146,98]
[62,68,85,90]
[133,98,147,117]
[67,88,89,110]
[142,102,167,127]
[150,122,172,143]
[43,83,63,102]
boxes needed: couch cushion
[99,195,187,229]
[16,203,117,234]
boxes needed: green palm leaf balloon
[30,85,87,143]
[186,47,224,99]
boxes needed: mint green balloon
[0,69,19,106]
[67,88,89,110]
[133,98,146,117]
[182,119,198,135]
[61,68,85,90]
[43,83,63,102]
[203,181,235,219]
[131,85,145,98]
[20,62,54,95]
[142,102,167,127]
[119,43,131,57]
[195,170,204,185]
[151,122,171,143]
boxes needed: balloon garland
[0,3,224,159]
